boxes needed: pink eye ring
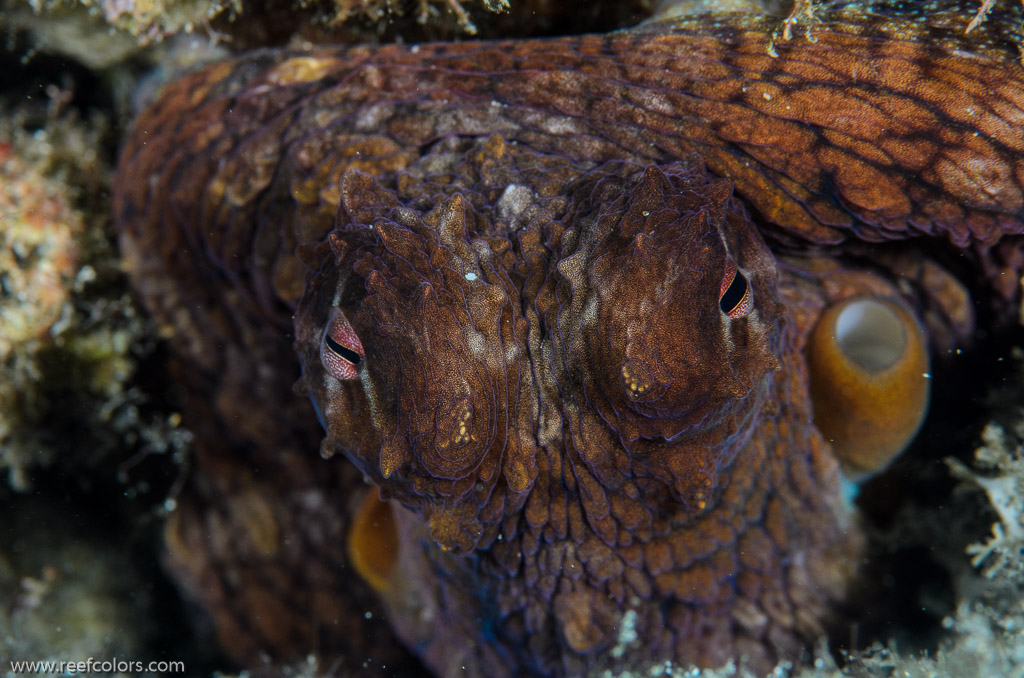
[320,308,364,380]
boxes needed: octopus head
[295,158,786,559]
[295,171,536,555]
[555,160,784,449]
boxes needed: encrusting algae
[0,120,87,490]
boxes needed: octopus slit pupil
[719,271,748,315]
[326,334,361,366]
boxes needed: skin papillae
[114,1,1024,675]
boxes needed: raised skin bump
[114,3,1024,676]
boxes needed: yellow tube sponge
[347,489,399,595]
[807,297,930,480]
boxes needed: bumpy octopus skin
[114,3,1024,676]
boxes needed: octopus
[113,1,1024,675]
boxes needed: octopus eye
[719,260,752,319]
[320,308,364,381]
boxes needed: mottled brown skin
[115,2,1024,676]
